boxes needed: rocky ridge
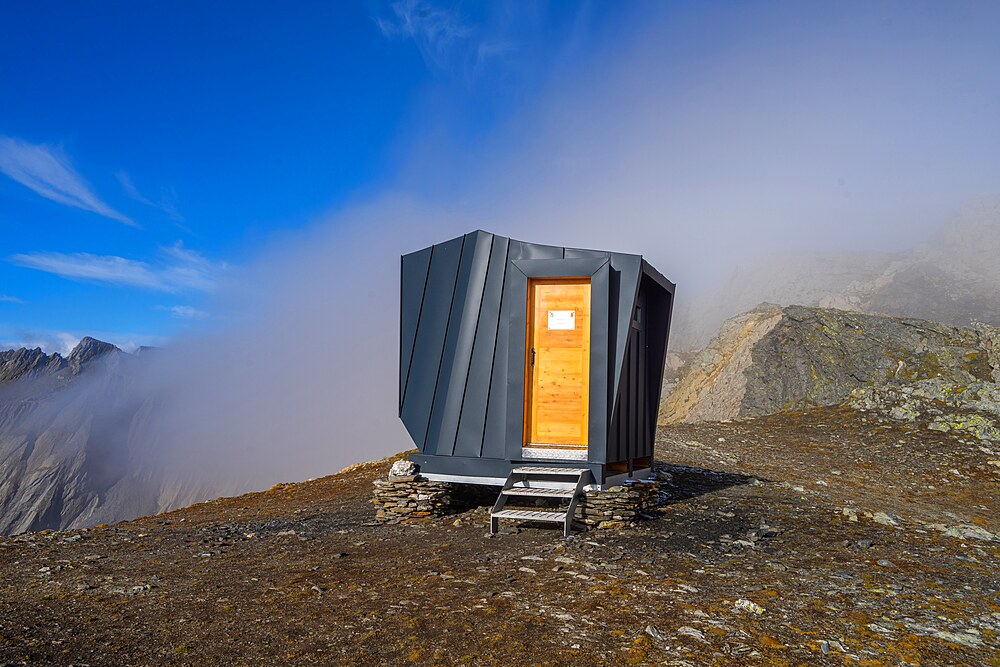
[0,337,121,385]
[662,304,1000,426]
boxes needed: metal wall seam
[480,238,513,458]
[452,234,497,456]
[429,232,493,456]
[423,234,469,452]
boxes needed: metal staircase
[490,466,593,537]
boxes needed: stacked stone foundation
[372,475,495,524]
[373,468,660,529]
[574,481,659,528]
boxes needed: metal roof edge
[640,258,675,292]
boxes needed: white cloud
[0,295,23,304]
[115,170,155,206]
[374,0,474,73]
[9,242,222,293]
[158,304,209,320]
[117,170,184,222]
[0,136,134,226]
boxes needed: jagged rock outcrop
[661,305,1000,423]
[0,336,121,387]
[659,305,785,423]
[0,347,66,384]
[66,336,118,372]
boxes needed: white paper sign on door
[548,310,576,330]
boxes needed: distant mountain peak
[67,337,119,370]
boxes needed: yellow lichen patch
[625,636,652,665]
[929,412,1000,440]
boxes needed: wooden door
[524,278,591,450]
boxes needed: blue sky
[3,1,1000,353]
[0,1,611,351]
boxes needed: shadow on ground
[653,462,758,505]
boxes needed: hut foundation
[573,482,659,528]
[372,470,660,529]
[371,474,494,524]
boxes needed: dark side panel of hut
[399,230,674,487]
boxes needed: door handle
[531,347,536,367]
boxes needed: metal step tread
[491,509,568,522]
[501,487,577,498]
[512,466,590,476]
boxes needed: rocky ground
[1,407,998,666]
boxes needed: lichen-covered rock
[662,305,1000,423]
[928,413,1000,441]
[848,378,1000,440]
[389,459,418,478]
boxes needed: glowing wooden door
[524,278,591,450]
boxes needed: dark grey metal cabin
[399,230,674,488]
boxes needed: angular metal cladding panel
[586,262,611,464]
[511,240,564,261]
[426,231,494,456]
[455,235,509,458]
[607,279,665,464]
[642,275,675,452]
[638,292,649,459]
[608,254,642,422]
[563,247,608,260]
[399,235,464,451]
[501,261,529,461]
[613,387,625,463]
[481,271,513,458]
[399,247,432,413]
[630,324,640,461]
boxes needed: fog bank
[41,3,1000,500]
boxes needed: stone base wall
[372,475,495,524]
[574,481,659,528]
[373,468,661,529]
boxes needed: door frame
[523,276,592,450]
[503,257,611,464]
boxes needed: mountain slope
[1,413,998,666]
[0,339,213,534]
